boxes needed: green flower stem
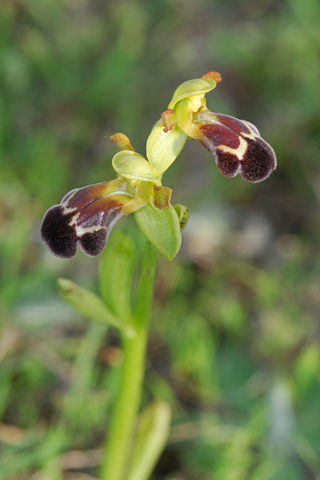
[100,241,158,480]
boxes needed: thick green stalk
[100,241,158,480]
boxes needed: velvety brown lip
[41,185,127,258]
[198,114,276,183]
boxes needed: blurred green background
[1,0,320,478]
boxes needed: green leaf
[147,119,187,176]
[134,203,181,260]
[57,278,133,334]
[99,231,136,321]
[112,150,161,184]
[127,402,171,480]
[168,77,217,109]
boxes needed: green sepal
[134,202,181,260]
[174,203,190,231]
[127,402,171,480]
[99,231,136,322]
[168,77,217,110]
[112,150,161,185]
[57,278,133,334]
[147,119,187,176]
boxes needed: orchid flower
[41,72,276,261]
[147,72,276,182]
[41,134,182,260]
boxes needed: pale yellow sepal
[147,119,187,176]
[112,150,161,185]
[168,77,217,110]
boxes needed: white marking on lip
[217,135,248,161]
[106,191,133,198]
[61,191,78,214]
[65,189,135,237]
[241,121,260,137]
[68,211,80,227]
[75,224,105,236]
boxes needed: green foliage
[127,402,171,480]
[57,277,130,332]
[135,203,181,260]
[99,231,137,320]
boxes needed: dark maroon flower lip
[196,111,277,183]
[41,182,134,258]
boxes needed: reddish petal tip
[201,72,222,84]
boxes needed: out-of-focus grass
[1,0,320,479]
